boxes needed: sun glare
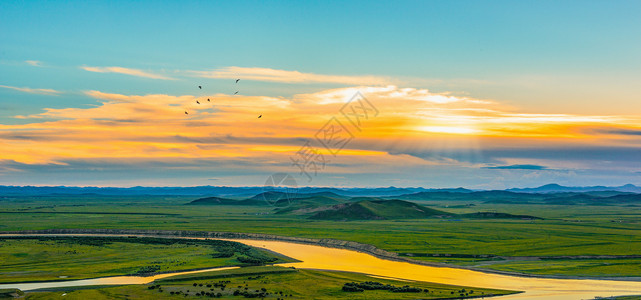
[418,126,480,135]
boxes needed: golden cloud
[2,85,640,168]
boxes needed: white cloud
[188,66,389,85]
[25,60,43,67]
[0,85,62,96]
[81,66,175,80]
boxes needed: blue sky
[1,0,641,188]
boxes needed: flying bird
[258,115,262,118]
[185,111,189,115]
[235,79,240,83]
[207,98,210,102]
[196,100,200,104]
[198,85,202,89]
[234,91,238,95]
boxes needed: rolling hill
[185,196,267,206]
[272,195,348,213]
[396,190,547,202]
[186,196,239,205]
[249,191,347,201]
[186,188,641,207]
[308,199,455,221]
[461,212,543,220]
[396,189,641,205]
[187,191,348,206]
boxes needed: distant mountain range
[3,183,639,220]
[1,184,640,197]
[0,185,468,197]
[394,189,641,205]
[507,183,641,193]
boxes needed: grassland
[22,266,517,299]
[1,195,640,277]
[0,236,290,283]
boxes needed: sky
[1,0,641,188]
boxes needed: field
[0,236,291,283]
[22,266,517,299]
[1,195,640,277]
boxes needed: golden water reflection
[230,239,641,300]
[0,266,239,292]
[1,234,640,300]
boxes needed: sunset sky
[1,0,641,188]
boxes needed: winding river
[1,234,640,299]
[0,266,239,292]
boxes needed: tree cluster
[342,281,427,293]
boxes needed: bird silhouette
[235,79,240,83]
[196,100,200,104]
[234,91,238,95]
[185,111,189,115]
[207,98,210,102]
[258,115,262,118]
[198,85,202,89]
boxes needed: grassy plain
[23,266,517,299]
[1,195,640,277]
[0,236,289,283]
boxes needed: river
[1,234,640,299]
[0,266,239,292]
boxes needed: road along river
[1,234,640,300]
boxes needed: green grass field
[23,266,517,299]
[0,236,291,283]
[1,195,640,277]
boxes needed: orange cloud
[2,85,641,170]
[189,66,389,85]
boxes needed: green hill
[187,191,348,206]
[274,196,349,214]
[186,196,239,205]
[298,191,349,200]
[602,193,641,204]
[461,212,543,220]
[397,189,641,206]
[250,191,347,202]
[309,199,454,221]
[303,199,542,221]
[249,191,289,202]
[186,196,266,206]
[347,196,387,202]
[396,190,548,202]
[541,194,598,205]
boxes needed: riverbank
[2,229,641,282]
[5,266,518,300]
[0,234,292,284]
[3,232,641,299]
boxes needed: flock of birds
[185,79,261,118]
